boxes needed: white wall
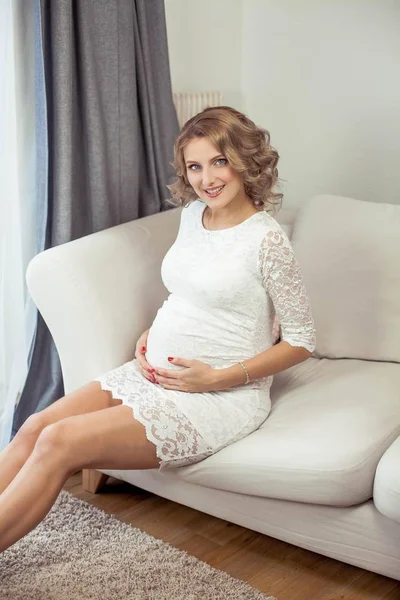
[165,0,244,110]
[165,0,400,208]
[242,0,400,208]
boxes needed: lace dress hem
[282,337,315,353]
[94,372,214,470]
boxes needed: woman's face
[183,137,246,207]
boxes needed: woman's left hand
[153,357,217,393]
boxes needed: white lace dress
[94,200,316,469]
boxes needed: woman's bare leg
[0,381,121,494]
[0,403,158,553]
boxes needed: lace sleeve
[258,227,316,353]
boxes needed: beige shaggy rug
[0,490,275,600]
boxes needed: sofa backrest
[272,207,295,238]
[290,194,400,362]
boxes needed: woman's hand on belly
[134,329,157,383]
[153,357,217,393]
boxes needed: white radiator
[173,91,223,128]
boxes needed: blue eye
[187,158,227,171]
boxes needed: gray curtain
[12,0,179,436]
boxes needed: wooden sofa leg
[82,469,109,493]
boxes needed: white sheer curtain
[0,0,36,450]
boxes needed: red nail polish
[141,346,146,352]
[168,357,173,361]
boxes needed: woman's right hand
[134,329,156,383]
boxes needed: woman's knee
[37,420,70,448]
[32,422,73,464]
[16,413,48,445]
[26,423,77,477]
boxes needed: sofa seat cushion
[291,194,400,362]
[176,358,400,507]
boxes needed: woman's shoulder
[254,210,290,242]
[183,199,203,213]
[175,199,203,238]
[179,199,203,222]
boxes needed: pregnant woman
[0,106,315,553]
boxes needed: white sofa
[26,194,400,580]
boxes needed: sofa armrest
[373,436,400,523]
[26,208,181,394]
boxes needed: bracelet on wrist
[238,361,250,384]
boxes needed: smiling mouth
[204,185,225,198]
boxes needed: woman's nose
[201,167,215,188]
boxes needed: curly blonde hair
[166,106,283,213]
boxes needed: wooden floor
[64,471,400,600]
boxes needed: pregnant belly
[145,297,250,371]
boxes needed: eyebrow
[185,154,225,165]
